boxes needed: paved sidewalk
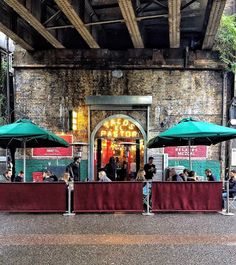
[0,210,236,265]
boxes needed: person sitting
[167,168,183,181]
[98,170,111,182]
[187,170,198,181]
[222,169,236,209]
[60,172,70,185]
[0,170,12,182]
[43,170,58,182]
[179,168,190,181]
[15,170,24,182]
[136,169,146,182]
[205,169,216,181]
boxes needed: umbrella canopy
[147,117,236,169]
[0,119,69,148]
[159,118,236,143]
[0,119,69,181]
[147,118,236,148]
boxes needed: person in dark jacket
[66,156,81,181]
[104,156,116,181]
[205,169,216,181]
[43,170,58,182]
[222,169,236,209]
[119,161,128,181]
[144,157,156,180]
[15,170,24,182]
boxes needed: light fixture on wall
[229,119,236,126]
[68,110,78,131]
[112,70,123,78]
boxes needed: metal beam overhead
[181,0,197,10]
[4,0,64,49]
[54,0,100,49]
[168,0,181,48]
[118,0,144,48]
[202,0,226,50]
[43,10,61,26]
[0,22,34,51]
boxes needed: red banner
[164,146,207,159]
[0,183,67,212]
[74,182,143,212]
[32,135,73,157]
[152,182,222,212]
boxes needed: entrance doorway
[91,115,146,180]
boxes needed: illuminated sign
[97,118,140,138]
[71,107,88,142]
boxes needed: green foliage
[0,59,7,86]
[216,14,236,73]
[215,15,236,73]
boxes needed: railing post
[142,180,154,216]
[63,182,75,216]
[226,180,230,214]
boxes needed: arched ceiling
[0,0,226,51]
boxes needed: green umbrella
[147,117,236,168]
[0,119,69,181]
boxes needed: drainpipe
[220,71,227,180]
[184,46,189,68]
[6,37,10,124]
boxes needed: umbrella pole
[23,140,26,182]
[188,139,192,170]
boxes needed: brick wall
[14,67,228,179]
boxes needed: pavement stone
[0,210,235,265]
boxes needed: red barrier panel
[0,183,67,212]
[152,182,222,212]
[74,182,143,212]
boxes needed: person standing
[130,160,137,180]
[7,156,13,171]
[144,157,156,180]
[7,156,14,182]
[66,156,81,181]
[104,156,116,181]
[119,160,128,181]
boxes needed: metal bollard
[142,181,154,216]
[63,182,75,216]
